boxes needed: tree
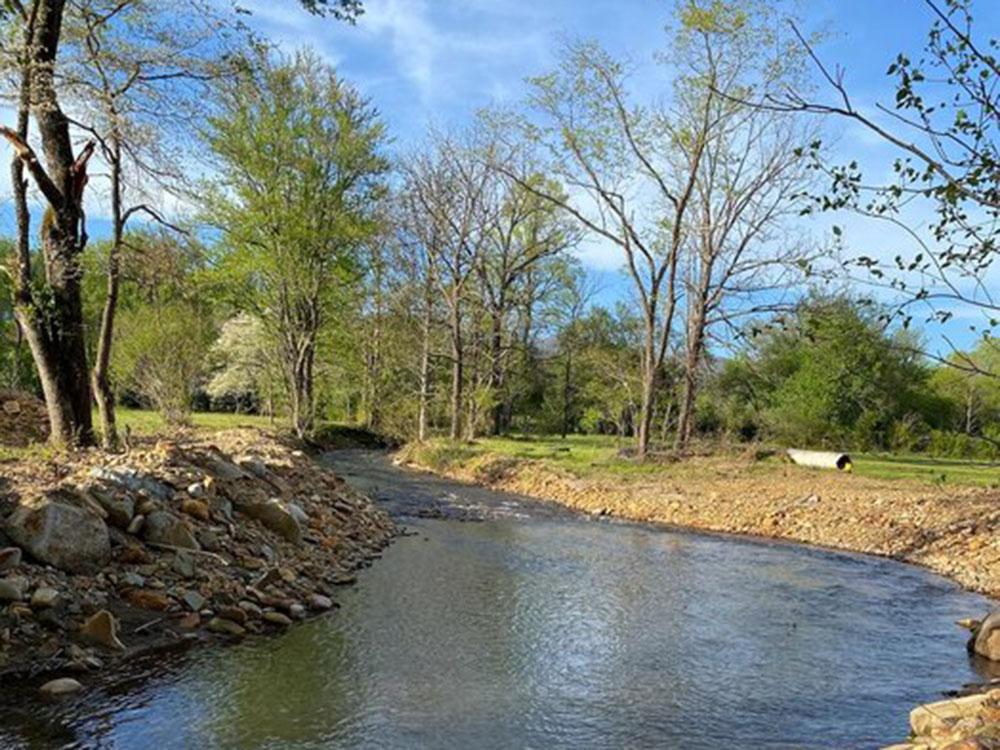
[1,0,99,446]
[400,129,493,440]
[511,40,704,458]
[729,297,930,449]
[205,49,388,439]
[669,0,816,449]
[771,0,999,374]
[53,0,237,448]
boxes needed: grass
[113,408,275,435]
[409,433,1000,488]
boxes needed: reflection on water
[0,517,990,749]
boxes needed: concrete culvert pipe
[786,449,853,472]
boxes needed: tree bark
[92,133,122,449]
[6,0,95,447]
[449,303,463,440]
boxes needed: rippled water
[0,456,992,749]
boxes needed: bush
[113,301,214,424]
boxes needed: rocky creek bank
[0,428,396,694]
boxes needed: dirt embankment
[399,447,1000,600]
[0,429,395,688]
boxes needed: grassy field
[410,434,1000,488]
[112,408,275,435]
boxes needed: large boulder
[5,495,110,574]
[237,498,301,544]
[142,511,200,550]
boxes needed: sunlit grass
[112,407,275,435]
[409,434,1000,488]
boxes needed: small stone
[262,611,292,627]
[143,511,199,550]
[181,499,210,522]
[39,678,82,697]
[122,572,146,588]
[125,589,171,611]
[286,502,309,525]
[279,568,296,584]
[80,610,125,650]
[289,603,306,619]
[0,547,22,572]
[171,551,196,579]
[30,587,60,609]
[0,577,26,602]
[126,515,145,535]
[186,482,206,499]
[177,612,201,630]
[238,600,262,619]
[206,617,245,637]
[218,606,247,625]
[308,594,333,611]
[182,591,206,612]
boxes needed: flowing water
[0,451,992,749]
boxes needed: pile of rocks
[0,389,49,446]
[0,428,395,689]
[884,688,1000,749]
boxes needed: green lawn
[112,407,275,435]
[410,434,1000,488]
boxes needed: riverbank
[0,428,395,691]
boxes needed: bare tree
[401,129,493,439]
[505,40,710,459]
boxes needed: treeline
[0,1,996,460]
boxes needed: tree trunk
[449,303,462,440]
[6,0,96,447]
[560,347,573,439]
[417,281,433,442]
[488,309,504,436]
[92,134,123,449]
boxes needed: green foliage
[112,300,214,424]
[720,296,932,449]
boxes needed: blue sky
[2,0,996,355]
[236,0,998,355]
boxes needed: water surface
[0,453,990,749]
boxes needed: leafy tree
[205,48,388,438]
[728,297,931,449]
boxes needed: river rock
[30,587,59,608]
[126,514,145,535]
[80,610,126,650]
[88,467,173,502]
[0,547,22,572]
[0,577,26,602]
[974,612,1000,661]
[143,511,200,550]
[172,551,196,579]
[126,588,171,611]
[911,692,1000,736]
[181,498,210,522]
[39,677,82,697]
[182,590,206,612]
[263,611,292,627]
[206,617,245,637]
[218,605,247,625]
[237,498,301,544]
[308,594,333,611]
[86,488,134,529]
[5,496,111,574]
[287,502,309,526]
